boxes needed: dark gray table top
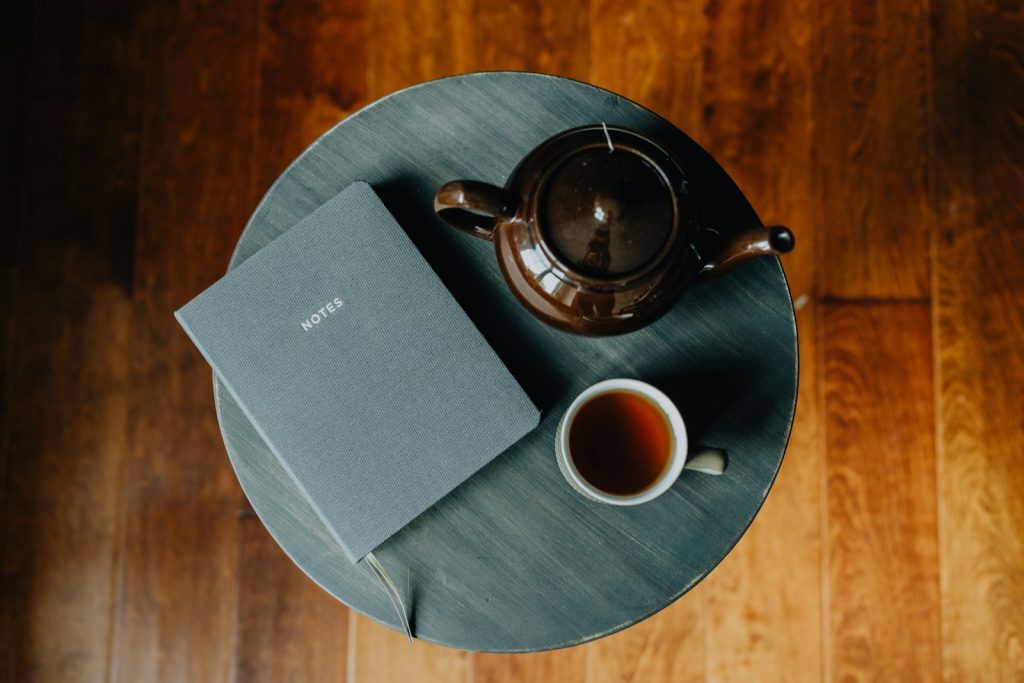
[215,72,798,652]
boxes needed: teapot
[434,125,794,336]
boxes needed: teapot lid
[536,131,685,279]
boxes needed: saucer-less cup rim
[556,378,687,506]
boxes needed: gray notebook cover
[176,181,539,562]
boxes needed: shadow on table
[646,358,768,449]
[375,176,571,412]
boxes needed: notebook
[175,181,540,563]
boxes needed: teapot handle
[697,226,795,280]
[434,181,517,242]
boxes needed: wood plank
[2,294,131,683]
[234,515,349,682]
[704,303,821,683]
[111,1,259,680]
[475,0,590,79]
[470,2,590,680]
[698,1,822,679]
[930,0,1024,679]
[814,0,932,298]
[352,615,468,683]
[0,0,141,680]
[255,0,370,190]
[9,3,1024,680]
[0,266,12,530]
[585,587,706,683]
[586,3,707,681]
[823,304,940,681]
[476,650,585,683]
[357,1,477,676]
[589,0,703,135]
[0,0,31,544]
[366,0,473,99]
[231,3,368,680]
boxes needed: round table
[215,72,798,652]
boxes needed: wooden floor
[2,0,1022,681]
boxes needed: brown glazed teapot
[434,125,794,336]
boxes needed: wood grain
[824,304,940,681]
[367,0,473,99]
[476,650,586,683]
[229,3,369,680]
[0,0,30,551]
[359,1,469,675]
[698,1,822,680]
[4,1,1023,680]
[352,615,469,682]
[234,514,349,682]
[111,1,258,680]
[704,358,823,683]
[590,0,703,135]
[585,4,708,680]
[814,0,932,298]
[476,0,590,79]
[469,2,589,678]
[586,588,706,683]
[0,1,140,680]
[256,0,370,191]
[0,268,12,544]
[930,0,1024,679]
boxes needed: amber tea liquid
[568,390,673,495]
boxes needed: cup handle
[683,447,728,475]
[433,180,517,242]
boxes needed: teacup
[555,379,727,505]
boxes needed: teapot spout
[697,226,795,281]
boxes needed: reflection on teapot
[434,125,794,336]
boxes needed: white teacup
[555,378,727,506]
